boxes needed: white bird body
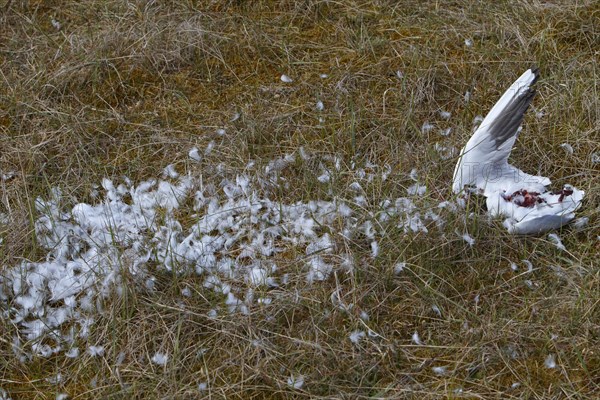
[453,68,584,234]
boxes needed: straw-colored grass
[1,1,598,398]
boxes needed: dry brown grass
[1,0,599,398]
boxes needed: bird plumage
[452,68,584,234]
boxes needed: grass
[1,0,599,398]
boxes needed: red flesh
[503,188,574,207]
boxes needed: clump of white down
[0,152,446,359]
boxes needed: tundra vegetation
[0,1,598,398]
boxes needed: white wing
[452,68,550,195]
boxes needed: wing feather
[452,68,545,193]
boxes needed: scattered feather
[464,91,471,103]
[394,262,406,275]
[280,74,293,83]
[461,232,475,247]
[145,278,156,291]
[116,352,126,365]
[0,171,17,182]
[367,329,379,338]
[46,373,63,384]
[87,346,104,357]
[381,164,392,181]
[51,18,61,30]
[370,241,379,258]
[0,156,473,361]
[354,195,367,206]
[163,164,179,179]
[544,354,556,369]
[317,170,331,183]
[287,375,305,389]
[188,147,202,162]
[205,140,215,155]
[65,347,79,358]
[548,233,566,251]
[572,217,588,230]
[560,143,573,155]
[407,183,426,196]
[522,259,534,273]
[152,352,168,366]
[350,330,366,344]
[421,122,434,133]
[348,182,363,192]
[360,311,369,321]
[248,266,268,286]
[524,280,536,289]
[439,110,451,119]
[409,168,418,182]
[412,331,422,345]
[439,127,452,136]
[434,143,456,159]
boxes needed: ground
[0,1,598,399]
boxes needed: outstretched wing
[453,68,549,194]
[470,68,539,163]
